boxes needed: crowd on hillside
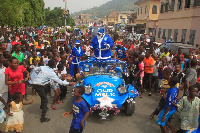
[0,27,199,133]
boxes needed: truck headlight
[118,86,127,94]
[85,85,92,94]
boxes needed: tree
[44,7,75,27]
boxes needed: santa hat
[98,29,104,34]
[75,40,80,44]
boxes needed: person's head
[21,45,26,52]
[19,61,27,68]
[190,59,198,67]
[178,54,183,63]
[145,50,151,58]
[73,86,85,98]
[139,45,144,51]
[48,59,56,68]
[133,52,138,61]
[155,57,160,64]
[75,40,81,48]
[11,36,15,41]
[138,55,144,62]
[163,68,171,80]
[53,56,59,63]
[12,92,23,102]
[43,49,47,56]
[175,64,181,73]
[14,44,21,52]
[32,58,37,66]
[0,54,5,64]
[32,51,37,58]
[169,49,174,55]
[188,85,198,98]
[57,63,64,71]
[164,48,168,54]
[178,48,183,54]
[0,42,6,51]
[162,59,167,66]
[48,52,53,59]
[97,29,104,39]
[168,76,179,87]
[81,54,88,61]
[172,57,177,65]
[9,56,19,70]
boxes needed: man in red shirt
[10,37,17,46]
[143,50,154,96]
[174,48,184,61]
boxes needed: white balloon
[97,95,115,108]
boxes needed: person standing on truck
[90,29,114,60]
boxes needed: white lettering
[94,93,115,97]
[110,93,115,96]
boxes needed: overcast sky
[44,0,111,13]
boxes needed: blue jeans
[70,64,78,78]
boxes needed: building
[107,11,119,26]
[156,0,200,45]
[135,0,160,35]
[78,14,90,26]
[117,11,137,29]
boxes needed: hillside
[71,0,137,19]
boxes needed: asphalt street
[0,87,180,133]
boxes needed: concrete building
[78,14,90,26]
[135,0,160,35]
[107,11,119,26]
[117,11,137,29]
[156,0,200,45]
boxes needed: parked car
[74,58,139,119]
[158,42,197,57]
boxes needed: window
[138,8,139,15]
[170,0,175,11]
[116,19,118,21]
[194,0,200,6]
[141,7,143,14]
[168,29,172,40]
[174,29,178,42]
[165,3,169,12]
[158,28,161,38]
[181,29,187,43]
[177,0,183,9]
[160,2,165,13]
[185,0,191,8]
[162,29,166,40]
[114,18,115,21]
[145,6,147,14]
[189,30,196,45]
[152,5,157,14]
[110,18,111,20]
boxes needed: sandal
[149,114,154,120]
[51,105,57,110]
[148,93,152,96]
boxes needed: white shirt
[0,67,8,94]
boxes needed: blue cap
[98,29,104,34]
[75,40,80,44]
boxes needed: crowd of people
[0,27,199,133]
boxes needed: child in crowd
[5,57,29,101]
[137,55,144,98]
[157,76,179,133]
[173,85,199,133]
[150,68,171,120]
[168,57,178,71]
[5,92,34,133]
[63,86,89,133]
[152,57,160,92]
[28,59,38,96]
[29,51,40,66]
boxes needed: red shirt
[4,65,25,95]
[125,44,134,49]
[11,41,18,46]
[174,54,184,61]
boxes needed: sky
[44,0,111,13]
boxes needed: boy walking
[157,76,179,133]
[63,86,89,133]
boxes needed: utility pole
[65,0,67,27]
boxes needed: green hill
[71,0,137,19]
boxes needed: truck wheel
[125,101,135,115]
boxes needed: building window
[110,18,111,20]
[181,29,187,43]
[168,29,172,40]
[170,0,175,11]
[138,8,139,15]
[145,6,147,14]
[158,28,161,38]
[185,0,191,8]
[189,30,196,45]
[114,18,115,21]
[141,7,143,14]
[194,0,200,6]
[177,0,183,9]
[152,5,157,14]
[174,29,178,42]
[160,2,165,13]
[162,29,166,40]
[165,3,169,12]
[116,19,118,21]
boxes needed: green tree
[44,7,75,27]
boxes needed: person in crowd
[0,42,7,55]
[160,48,170,59]
[173,85,199,133]
[5,57,29,101]
[143,50,154,96]
[29,51,40,66]
[137,55,144,98]
[63,86,89,133]
[32,59,76,122]
[90,29,114,59]
[168,57,178,71]
[5,92,34,133]
[166,49,174,63]
[174,48,184,61]
[11,44,24,63]
[157,76,179,133]
[69,40,83,79]
[152,57,160,92]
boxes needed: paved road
[0,87,180,133]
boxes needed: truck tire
[125,101,135,115]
